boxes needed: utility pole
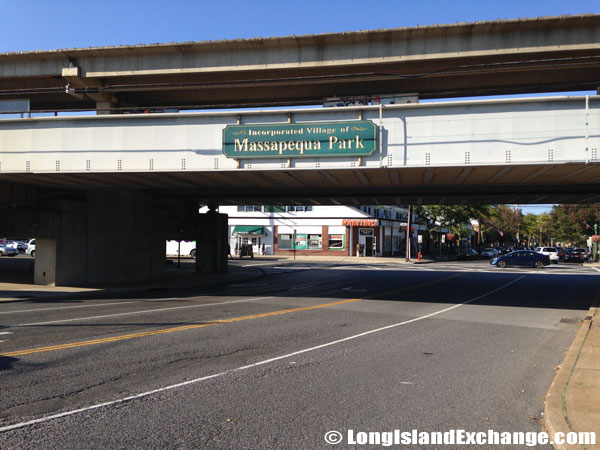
[515,204,520,246]
[405,205,412,262]
[595,223,599,262]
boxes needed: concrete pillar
[85,191,165,284]
[195,209,228,273]
[34,238,57,286]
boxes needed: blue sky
[1,0,598,53]
[2,1,595,215]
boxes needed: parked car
[6,240,27,253]
[535,247,559,264]
[491,250,550,268]
[574,248,590,262]
[564,249,585,263]
[480,248,499,258]
[0,244,18,257]
[26,239,35,257]
[457,249,479,261]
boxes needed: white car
[480,248,499,258]
[26,239,36,257]
[535,247,559,264]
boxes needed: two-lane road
[0,263,596,449]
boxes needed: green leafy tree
[412,205,487,253]
[521,213,541,246]
[549,204,600,246]
[480,205,522,246]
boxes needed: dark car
[0,244,18,257]
[575,248,590,262]
[490,250,550,268]
[457,249,479,261]
[564,249,585,263]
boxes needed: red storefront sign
[342,219,378,227]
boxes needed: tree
[549,204,600,246]
[480,205,522,247]
[412,205,486,254]
[521,213,541,246]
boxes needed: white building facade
[212,205,422,257]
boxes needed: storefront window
[278,234,293,250]
[264,206,286,213]
[328,234,345,250]
[237,205,262,212]
[308,234,322,250]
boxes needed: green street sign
[222,120,377,159]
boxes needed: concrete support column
[86,191,165,284]
[195,209,228,273]
[34,238,57,286]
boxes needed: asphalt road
[0,261,597,449]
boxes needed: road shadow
[0,356,19,371]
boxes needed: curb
[544,289,600,449]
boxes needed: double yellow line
[2,272,464,358]
[1,298,361,357]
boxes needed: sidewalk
[545,291,600,449]
[243,254,436,264]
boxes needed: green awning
[233,225,265,235]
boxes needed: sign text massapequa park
[222,121,376,159]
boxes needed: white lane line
[0,275,524,433]
[593,267,600,273]
[0,332,13,335]
[241,263,279,267]
[16,296,273,327]
[0,301,138,315]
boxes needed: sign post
[293,229,296,261]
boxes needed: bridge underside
[2,163,600,206]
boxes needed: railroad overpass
[1,15,599,286]
[0,15,599,111]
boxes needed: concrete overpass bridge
[0,15,599,112]
[1,96,599,286]
[1,15,599,286]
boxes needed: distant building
[206,205,422,257]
